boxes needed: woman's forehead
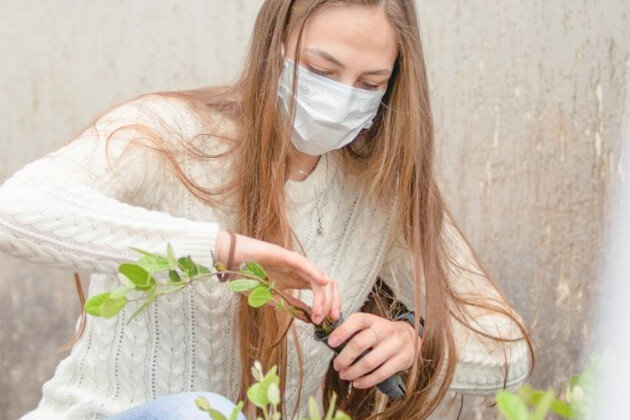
[285,5,398,72]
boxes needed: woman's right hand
[214,229,341,325]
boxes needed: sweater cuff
[162,217,220,269]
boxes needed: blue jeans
[106,391,247,420]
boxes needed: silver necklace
[293,168,325,237]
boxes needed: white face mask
[277,56,387,156]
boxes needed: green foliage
[242,261,267,280]
[84,243,263,325]
[495,353,602,420]
[248,286,273,308]
[84,292,127,319]
[194,360,350,420]
[84,244,350,418]
[228,279,261,292]
[82,244,611,420]
[299,393,351,420]
[118,263,156,291]
[195,395,245,420]
[84,243,308,327]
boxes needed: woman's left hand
[327,312,421,389]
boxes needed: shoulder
[128,92,205,136]
[137,92,240,151]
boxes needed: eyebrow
[305,47,392,76]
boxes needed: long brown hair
[59,0,535,418]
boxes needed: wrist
[395,320,417,344]
[214,229,229,265]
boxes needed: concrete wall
[1,1,628,418]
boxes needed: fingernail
[328,336,338,347]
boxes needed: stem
[128,265,337,332]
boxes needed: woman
[0,0,534,419]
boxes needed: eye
[361,82,380,90]
[307,65,333,78]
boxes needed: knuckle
[347,312,361,323]
[395,325,408,340]
[349,339,364,352]
[374,370,388,382]
[361,357,377,371]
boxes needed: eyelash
[307,66,380,90]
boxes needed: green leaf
[127,287,157,324]
[130,246,162,257]
[229,401,244,420]
[195,396,211,411]
[248,286,272,308]
[208,409,227,420]
[167,243,178,270]
[117,271,135,288]
[85,292,111,317]
[100,295,128,318]
[531,388,555,420]
[276,299,285,311]
[263,365,278,382]
[168,269,181,283]
[178,255,198,277]
[129,245,171,273]
[308,396,322,420]
[246,383,267,409]
[267,382,280,406]
[517,385,576,418]
[333,411,351,420]
[110,285,132,299]
[251,366,263,382]
[118,263,155,291]
[84,292,128,319]
[324,393,337,420]
[136,255,169,274]
[228,278,260,292]
[244,261,267,279]
[197,264,211,273]
[495,391,530,420]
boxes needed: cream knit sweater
[0,94,531,420]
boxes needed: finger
[333,327,377,372]
[327,312,375,348]
[340,337,398,382]
[311,283,324,324]
[321,278,333,323]
[352,355,407,389]
[289,254,327,287]
[331,280,341,321]
[268,246,326,287]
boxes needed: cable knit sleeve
[0,93,220,274]
[377,211,532,395]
